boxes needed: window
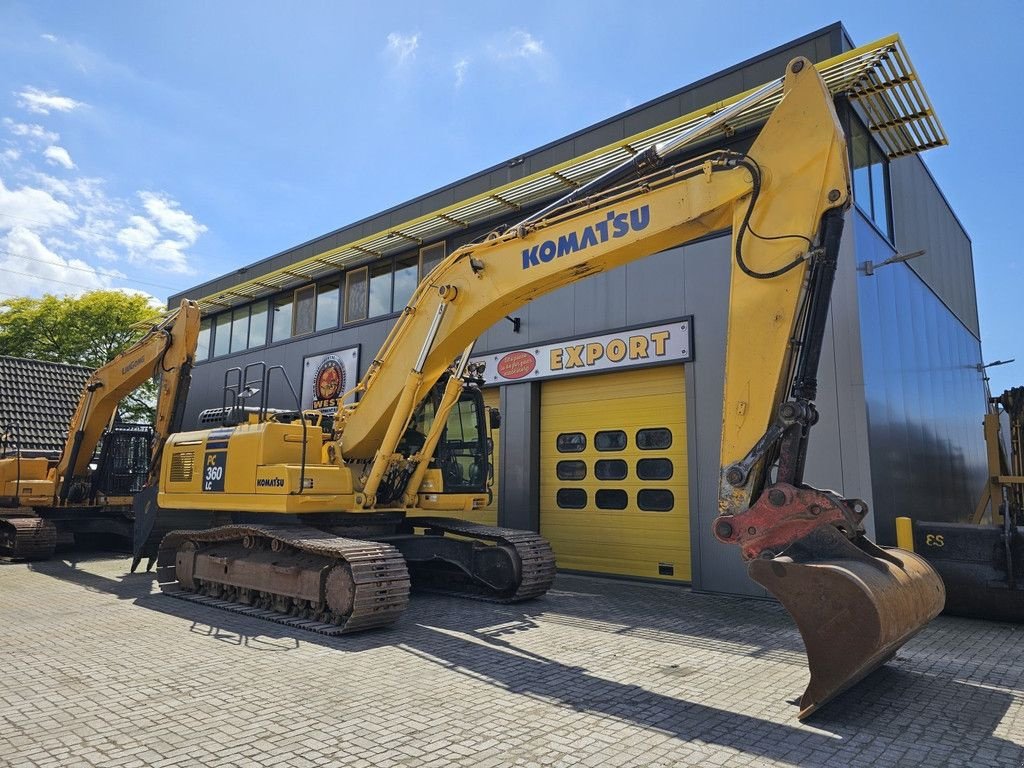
[595,489,628,510]
[595,430,627,451]
[556,460,587,481]
[196,318,211,361]
[392,255,418,311]
[419,242,445,281]
[316,278,340,331]
[213,313,231,357]
[230,307,249,353]
[369,262,392,318]
[556,433,586,453]
[249,301,268,348]
[638,489,674,512]
[271,294,293,342]
[849,116,891,237]
[637,428,672,450]
[637,458,673,480]
[293,285,316,336]
[345,267,368,323]
[595,459,627,481]
[556,488,587,509]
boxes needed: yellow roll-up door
[540,366,689,581]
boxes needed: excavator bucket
[748,525,944,719]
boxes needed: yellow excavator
[139,59,944,719]
[0,300,201,559]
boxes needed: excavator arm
[332,58,943,717]
[54,299,201,502]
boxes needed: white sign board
[301,346,360,415]
[470,319,692,386]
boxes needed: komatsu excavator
[139,59,944,719]
[0,300,200,559]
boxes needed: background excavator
[137,58,944,720]
[0,300,200,559]
[901,386,1024,621]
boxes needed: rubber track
[157,524,410,635]
[410,517,557,602]
[0,517,57,560]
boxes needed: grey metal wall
[854,212,988,543]
[889,155,979,338]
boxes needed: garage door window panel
[595,459,627,481]
[595,430,627,451]
[556,460,587,481]
[637,458,673,480]
[557,432,586,453]
[637,428,672,450]
[638,489,674,512]
[595,489,628,510]
[557,488,587,509]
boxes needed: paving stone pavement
[1,553,1023,767]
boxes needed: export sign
[301,346,360,415]
[471,319,692,385]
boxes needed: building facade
[168,24,988,596]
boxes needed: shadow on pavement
[26,556,1023,766]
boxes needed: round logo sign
[313,356,345,402]
[496,351,536,380]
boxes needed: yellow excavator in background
[0,300,201,559]
[139,59,944,719]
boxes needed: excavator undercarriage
[154,516,555,633]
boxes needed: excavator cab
[405,387,490,495]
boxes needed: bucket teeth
[749,526,945,719]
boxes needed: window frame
[419,241,446,281]
[344,266,369,324]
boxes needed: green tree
[0,290,164,421]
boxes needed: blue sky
[0,1,1020,391]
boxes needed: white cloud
[3,118,59,145]
[43,145,75,170]
[493,29,543,59]
[385,32,419,65]
[16,86,85,115]
[117,214,160,250]
[0,225,112,296]
[41,34,58,43]
[454,58,469,88]
[2,149,20,162]
[0,175,77,230]
[139,192,206,243]
[115,193,205,274]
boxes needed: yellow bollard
[895,516,915,552]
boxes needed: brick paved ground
[2,553,1023,767]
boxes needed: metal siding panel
[622,97,683,140]
[890,156,979,337]
[522,285,576,345]
[525,142,577,176]
[498,382,540,531]
[573,121,625,156]
[624,247,687,326]
[854,214,987,543]
[572,269,627,337]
